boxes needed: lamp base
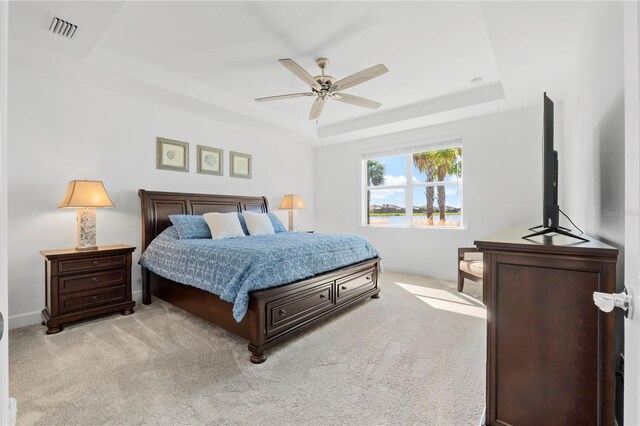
[77,208,97,249]
[288,209,295,232]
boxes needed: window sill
[358,225,467,230]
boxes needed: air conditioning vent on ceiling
[48,16,78,39]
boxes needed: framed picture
[230,151,252,179]
[157,137,189,172]
[197,145,223,176]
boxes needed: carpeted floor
[9,272,485,426]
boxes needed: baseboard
[382,263,455,281]
[9,290,143,330]
[8,310,41,330]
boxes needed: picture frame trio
[156,137,251,179]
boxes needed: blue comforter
[139,227,379,322]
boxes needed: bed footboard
[246,258,380,363]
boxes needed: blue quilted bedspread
[139,227,379,322]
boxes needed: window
[363,144,462,228]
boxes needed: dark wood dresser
[41,245,136,334]
[475,228,618,426]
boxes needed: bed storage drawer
[266,281,334,337]
[336,267,376,304]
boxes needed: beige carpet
[9,272,486,426]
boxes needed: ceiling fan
[255,58,389,120]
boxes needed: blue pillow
[267,212,287,233]
[168,215,211,239]
[237,213,250,236]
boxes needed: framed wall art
[197,145,223,176]
[230,151,252,179]
[156,137,189,172]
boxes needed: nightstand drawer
[58,269,126,294]
[58,255,126,274]
[59,286,126,314]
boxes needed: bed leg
[371,293,380,299]
[141,267,151,305]
[250,352,267,364]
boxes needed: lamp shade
[58,180,114,208]
[279,194,305,209]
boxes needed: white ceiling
[9,1,602,145]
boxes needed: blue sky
[369,153,462,208]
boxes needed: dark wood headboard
[138,189,269,251]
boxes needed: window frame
[360,138,464,229]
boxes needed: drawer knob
[92,260,99,266]
[341,286,348,291]
[279,309,286,316]
[91,277,98,283]
[319,294,325,299]
[91,296,98,301]
[366,276,371,280]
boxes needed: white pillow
[203,212,246,240]
[243,211,275,236]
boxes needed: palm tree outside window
[364,145,462,227]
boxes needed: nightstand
[40,245,136,334]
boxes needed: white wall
[561,1,625,275]
[7,64,314,327]
[314,106,542,280]
[560,3,625,423]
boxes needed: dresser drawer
[266,281,333,337]
[58,255,127,274]
[336,267,376,303]
[59,287,126,314]
[58,269,126,294]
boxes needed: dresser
[475,228,618,426]
[41,245,136,334]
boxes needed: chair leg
[458,273,465,293]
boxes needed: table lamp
[58,180,114,250]
[279,194,305,231]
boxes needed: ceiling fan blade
[279,58,322,91]
[331,64,389,91]
[332,93,382,109]
[255,93,315,102]
[309,97,325,120]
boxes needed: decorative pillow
[243,211,275,236]
[203,212,246,240]
[168,215,211,239]
[267,212,287,233]
[237,213,250,236]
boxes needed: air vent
[48,17,78,39]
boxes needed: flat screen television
[542,93,559,229]
[523,93,587,242]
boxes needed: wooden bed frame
[139,189,381,363]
